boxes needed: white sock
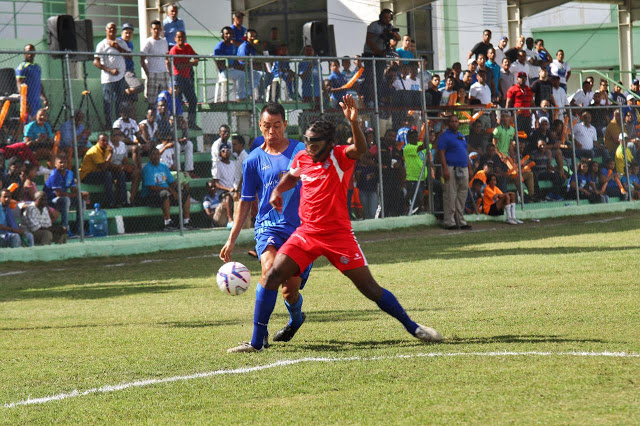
[504,204,512,221]
[508,204,516,220]
[184,218,190,224]
[164,219,172,225]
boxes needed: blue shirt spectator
[141,160,174,198]
[163,14,185,47]
[250,136,265,152]
[328,63,347,102]
[213,39,237,67]
[157,90,183,116]
[59,117,90,148]
[437,128,468,167]
[24,119,53,141]
[236,40,258,66]
[44,168,76,202]
[15,59,43,116]
[118,37,135,72]
[397,49,414,64]
[231,24,247,44]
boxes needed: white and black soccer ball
[216,262,251,296]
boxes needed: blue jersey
[241,140,304,236]
[15,61,42,113]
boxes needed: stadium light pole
[169,56,184,236]
[567,107,580,205]
[372,57,384,218]
[512,106,525,210]
[65,54,85,242]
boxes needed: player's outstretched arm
[341,94,366,160]
[270,172,300,212]
[219,200,252,262]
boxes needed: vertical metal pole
[65,54,85,241]
[619,105,632,200]
[249,57,257,138]
[567,107,580,205]
[372,57,384,218]
[169,56,184,235]
[316,58,324,114]
[512,107,525,210]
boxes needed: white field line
[4,351,639,409]
[0,271,25,277]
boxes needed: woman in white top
[109,130,141,204]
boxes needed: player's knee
[263,267,283,290]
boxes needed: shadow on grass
[294,334,608,352]
[443,334,608,345]
[4,283,190,301]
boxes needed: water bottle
[89,203,108,237]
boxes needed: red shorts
[279,228,368,274]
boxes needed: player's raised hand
[340,94,358,123]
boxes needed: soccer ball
[216,262,251,296]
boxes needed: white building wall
[178,0,231,36]
[327,0,380,57]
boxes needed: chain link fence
[0,49,637,248]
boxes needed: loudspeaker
[303,21,335,57]
[73,19,94,61]
[46,15,77,58]
[0,68,19,97]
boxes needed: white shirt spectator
[138,118,157,143]
[495,48,505,67]
[393,75,421,91]
[470,81,492,104]
[94,38,129,84]
[113,117,140,142]
[210,137,229,177]
[552,86,568,120]
[573,122,597,150]
[109,141,128,165]
[509,61,530,85]
[156,141,194,172]
[549,60,571,85]
[141,37,169,73]
[233,149,248,190]
[157,143,175,168]
[213,159,238,196]
[572,89,593,107]
[22,204,52,232]
[525,48,540,80]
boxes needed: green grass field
[2,213,640,424]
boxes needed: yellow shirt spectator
[79,143,108,181]
[615,142,634,175]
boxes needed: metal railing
[1,48,638,249]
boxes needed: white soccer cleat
[506,218,518,225]
[414,324,443,343]
[227,342,263,353]
[514,218,524,224]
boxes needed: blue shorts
[255,228,312,289]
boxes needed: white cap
[538,116,549,124]
[619,133,628,141]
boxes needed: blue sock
[250,284,278,349]
[376,288,418,334]
[284,293,304,328]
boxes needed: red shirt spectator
[169,42,197,78]
[506,72,534,117]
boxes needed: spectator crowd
[2,5,640,248]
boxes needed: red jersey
[506,84,533,116]
[169,43,196,78]
[290,144,355,233]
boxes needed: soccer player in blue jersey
[220,102,310,351]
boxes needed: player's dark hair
[260,102,286,122]
[221,26,232,34]
[487,173,497,182]
[55,153,67,162]
[307,120,336,143]
[150,20,161,27]
[472,179,484,187]
[246,28,257,35]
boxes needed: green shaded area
[443,0,459,67]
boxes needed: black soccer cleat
[273,312,306,342]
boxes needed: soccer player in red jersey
[228,95,442,352]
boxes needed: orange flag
[338,67,364,90]
[19,84,28,123]
[0,100,10,128]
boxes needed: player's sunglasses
[303,135,326,143]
